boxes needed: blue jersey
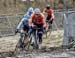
[17,13,30,30]
[17,7,33,30]
[17,7,33,29]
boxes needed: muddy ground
[1,30,75,58]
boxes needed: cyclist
[16,7,34,48]
[29,8,46,49]
[43,4,54,30]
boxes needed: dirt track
[0,48,75,58]
[0,30,63,52]
[1,30,75,58]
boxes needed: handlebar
[15,29,28,35]
[46,20,50,23]
[32,26,44,30]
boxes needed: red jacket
[29,13,46,27]
[43,8,54,20]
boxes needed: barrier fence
[0,11,75,38]
[0,12,64,37]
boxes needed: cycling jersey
[43,8,54,24]
[17,7,33,30]
[29,13,46,27]
[43,8,54,17]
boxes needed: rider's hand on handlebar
[20,29,24,33]
[32,24,36,28]
[15,29,19,34]
[43,27,46,30]
[49,18,53,22]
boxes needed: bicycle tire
[23,35,32,50]
[14,40,23,55]
[33,31,38,49]
[15,33,28,51]
[45,23,49,37]
[45,23,52,37]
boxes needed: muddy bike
[45,20,52,37]
[31,27,43,49]
[14,30,32,54]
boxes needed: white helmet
[34,8,41,14]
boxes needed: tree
[59,0,64,4]
[13,0,17,7]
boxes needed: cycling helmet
[27,7,33,15]
[34,8,41,14]
[28,7,33,13]
[46,4,50,9]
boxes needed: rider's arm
[43,8,46,14]
[41,13,47,27]
[17,12,29,30]
[17,18,24,30]
[29,14,34,27]
[51,9,54,20]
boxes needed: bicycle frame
[32,27,43,49]
[15,30,31,50]
[45,20,52,37]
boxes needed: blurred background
[0,0,75,37]
[0,0,75,15]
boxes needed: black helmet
[46,5,50,9]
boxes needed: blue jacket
[17,7,33,30]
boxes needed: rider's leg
[38,33,42,44]
[37,29,43,49]
[28,28,35,46]
[38,36,42,49]
[49,19,53,29]
[46,15,52,31]
[50,19,53,24]
[46,15,51,21]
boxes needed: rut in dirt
[0,48,75,58]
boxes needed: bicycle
[31,27,44,49]
[14,30,32,54]
[14,27,44,54]
[45,20,52,37]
